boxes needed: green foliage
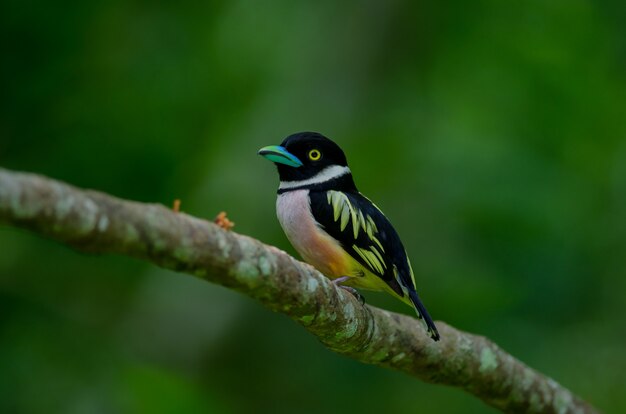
[1,1,624,413]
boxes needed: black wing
[309,190,411,294]
[309,190,440,340]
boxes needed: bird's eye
[308,149,322,161]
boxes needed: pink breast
[276,190,349,277]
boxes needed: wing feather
[310,190,409,293]
[310,189,440,341]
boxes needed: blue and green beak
[258,145,303,167]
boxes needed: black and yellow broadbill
[259,132,440,341]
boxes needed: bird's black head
[258,132,356,192]
[259,132,348,181]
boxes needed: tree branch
[0,168,598,414]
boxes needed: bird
[258,132,440,341]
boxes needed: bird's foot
[332,277,365,305]
[339,286,366,305]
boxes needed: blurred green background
[1,1,625,413]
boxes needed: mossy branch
[0,168,598,414]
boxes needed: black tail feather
[408,290,440,341]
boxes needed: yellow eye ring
[308,149,322,161]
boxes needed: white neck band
[279,165,351,190]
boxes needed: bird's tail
[408,290,440,341]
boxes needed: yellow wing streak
[340,205,350,231]
[405,250,417,288]
[329,192,342,221]
[326,191,390,275]
[353,245,386,274]
[327,191,385,251]
[366,215,378,235]
[370,246,386,267]
[351,210,359,239]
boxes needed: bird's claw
[332,276,366,305]
[341,286,365,305]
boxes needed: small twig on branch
[0,167,598,414]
